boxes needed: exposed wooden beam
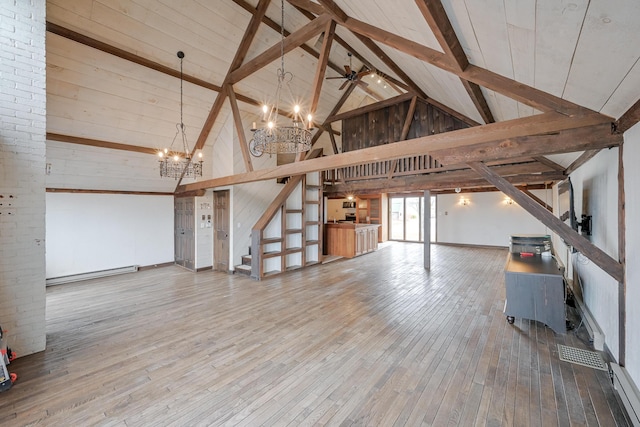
[325,92,415,123]
[413,0,494,123]
[342,156,539,183]
[320,13,602,118]
[46,133,157,155]
[414,0,467,71]
[286,0,408,95]
[46,22,221,92]
[178,112,610,192]
[533,156,565,171]
[46,188,175,196]
[433,123,619,166]
[461,80,495,124]
[325,164,564,195]
[177,0,271,188]
[428,183,550,195]
[309,20,336,114]
[315,0,349,22]
[226,85,254,172]
[327,127,339,154]
[565,149,602,175]
[47,22,268,111]
[174,189,208,198]
[467,161,623,283]
[618,144,626,364]
[228,14,331,84]
[316,2,480,126]
[233,0,345,77]
[304,127,326,158]
[339,16,455,71]
[521,188,553,212]
[461,65,595,117]
[193,91,228,153]
[616,97,640,133]
[229,0,272,72]
[286,0,325,15]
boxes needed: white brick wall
[0,0,47,356]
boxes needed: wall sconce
[505,197,514,205]
[459,197,469,206]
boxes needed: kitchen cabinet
[356,194,386,242]
[325,223,380,258]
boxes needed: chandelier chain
[280,0,285,75]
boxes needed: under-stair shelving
[249,170,323,279]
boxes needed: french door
[389,195,436,242]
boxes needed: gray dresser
[504,253,566,333]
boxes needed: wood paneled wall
[342,99,470,152]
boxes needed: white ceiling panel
[563,0,640,116]
[440,0,486,68]
[602,59,640,120]
[462,0,514,79]
[533,0,589,98]
[335,0,443,52]
[40,0,640,192]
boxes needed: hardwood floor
[1,243,629,426]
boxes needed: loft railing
[324,154,443,184]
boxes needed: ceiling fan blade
[356,69,374,78]
[339,80,350,90]
[326,76,346,80]
[344,65,352,75]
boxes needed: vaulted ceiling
[45,0,640,194]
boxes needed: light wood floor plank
[0,243,629,426]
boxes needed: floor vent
[46,265,139,286]
[558,344,608,371]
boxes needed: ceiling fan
[326,53,372,90]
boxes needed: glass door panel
[430,196,436,243]
[405,197,420,241]
[390,198,404,240]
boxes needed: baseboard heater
[567,279,604,351]
[611,363,640,426]
[46,265,139,286]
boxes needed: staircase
[234,253,252,276]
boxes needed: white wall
[0,0,47,356]
[46,193,174,278]
[228,107,282,270]
[624,123,640,387]
[436,190,552,246]
[552,148,621,361]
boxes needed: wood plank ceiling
[44,0,640,193]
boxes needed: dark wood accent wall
[342,99,470,152]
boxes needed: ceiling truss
[47,0,635,197]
